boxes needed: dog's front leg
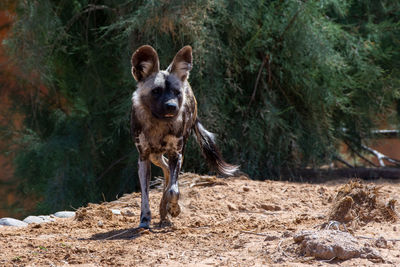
[138,158,151,228]
[160,153,182,222]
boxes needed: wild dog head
[131,45,192,120]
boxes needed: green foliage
[3,0,400,214]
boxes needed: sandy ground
[0,172,399,266]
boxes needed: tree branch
[344,141,378,167]
[277,2,306,44]
[333,155,354,168]
[249,55,269,106]
[361,145,400,167]
[371,129,400,138]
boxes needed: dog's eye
[173,89,181,96]
[152,88,161,95]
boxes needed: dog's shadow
[87,223,174,241]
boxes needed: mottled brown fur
[130,45,238,228]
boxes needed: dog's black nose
[165,102,178,113]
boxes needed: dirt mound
[1,173,400,266]
[329,180,399,226]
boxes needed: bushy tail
[194,119,239,176]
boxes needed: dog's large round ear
[169,46,192,81]
[131,45,160,82]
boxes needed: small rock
[53,211,76,218]
[97,220,104,227]
[227,203,237,211]
[233,244,243,249]
[260,204,281,211]
[111,209,121,215]
[0,218,28,227]
[282,231,292,238]
[121,209,135,217]
[242,186,250,192]
[374,237,387,248]
[394,226,397,231]
[23,216,46,224]
[264,235,279,241]
[317,187,327,195]
[238,205,247,211]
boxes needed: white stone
[23,216,47,224]
[0,217,28,227]
[53,211,76,218]
[111,209,121,215]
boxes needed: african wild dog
[130,45,239,228]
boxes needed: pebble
[227,203,238,211]
[121,209,135,217]
[264,235,279,241]
[53,211,76,218]
[242,186,250,192]
[0,217,28,227]
[375,236,388,248]
[238,205,247,211]
[111,209,121,215]
[260,204,281,211]
[23,216,48,224]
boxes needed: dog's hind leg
[138,158,151,228]
[149,154,170,190]
[160,153,182,222]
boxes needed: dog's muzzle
[164,101,178,118]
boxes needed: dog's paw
[139,210,151,229]
[138,221,150,229]
[167,202,181,217]
[158,218,172,228]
